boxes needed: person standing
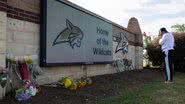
[159,27,175,83]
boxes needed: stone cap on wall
[127,17,143,45]
[127,17,142,35]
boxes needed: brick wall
[5,17,117,85]
[135,46,143,69]
[0,0,40,24]
[0,11,6,67]
[0,0,143,86]
[37,64,115,85]
[7,0,40,14]
[112,25,135,63]
[0,10,7,99]
[7,18,39,55]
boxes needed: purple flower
[15,91,31,101]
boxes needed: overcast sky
[69,0,185,36]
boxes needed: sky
[69,0,185,36]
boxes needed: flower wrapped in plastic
[23,80,37,96]
[15,81,37,102]
[0,67,8,88]
[15,88,32,102]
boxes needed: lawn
[98,71,185,104]
[1,69,185,104]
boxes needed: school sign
[40,0,113,66]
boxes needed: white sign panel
[40,0,113,66]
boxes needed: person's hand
[158,35,162,39]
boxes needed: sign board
[40,0,113,66]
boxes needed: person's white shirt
[159,32,174,52]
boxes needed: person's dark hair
[160,27,168,33]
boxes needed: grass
[98,72,185,104]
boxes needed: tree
[171,24,185,32]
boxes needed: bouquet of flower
[0,67,8,88]
[15,80,37,102]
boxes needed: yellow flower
[64,78,72,88]
[70,83,77,90]
[77,81,84,88]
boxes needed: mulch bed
[0,69,162,104]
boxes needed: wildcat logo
[53,19,84,49]
[113,32,128,54]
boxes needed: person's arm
[159,34,167,45]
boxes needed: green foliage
[145,44,163,66]
[0,73,7,88]
[173,32,185,71]
[145,32,185,70]
[143,36,151,48]
[171,24,185,32]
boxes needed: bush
[146,32,185,71]
[173,33,185,71]
[146,44,163,66]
